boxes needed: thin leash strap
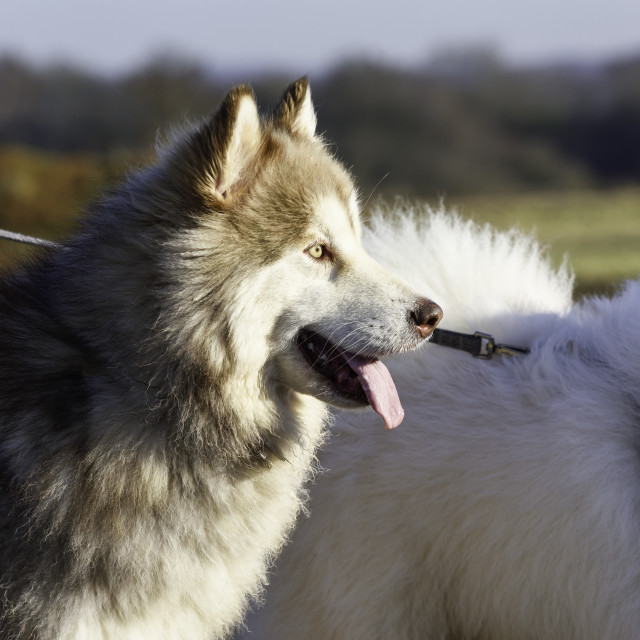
[0,229,62,250]
[431,328,529,359]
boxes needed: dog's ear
[166,87,262,205]
[275,77,317,139]
[207,85,261,200]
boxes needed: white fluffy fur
[243,202,640,639]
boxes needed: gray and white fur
[0,80,441,639]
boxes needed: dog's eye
[307,244,325,259]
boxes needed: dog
[243,204,640,639]
[0,80,442,640]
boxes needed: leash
[0,229,62,250]
[431,328,529,359]
[0,228,529,360]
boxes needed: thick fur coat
[244,204,640,639]
[0,82,440,639]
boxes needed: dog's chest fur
[52,398,325,640]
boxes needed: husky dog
[245,205,640,640]
[0,82,442,640]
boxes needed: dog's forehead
[312,193,361,245]
[260,135,359,224]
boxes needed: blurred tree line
[1,50,639,198]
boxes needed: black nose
[410,298,443,339]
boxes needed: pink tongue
[346,355,404,429]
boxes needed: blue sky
[4,0,640,75]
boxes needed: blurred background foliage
[1,50,639,296]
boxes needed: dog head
[156,79,442,429]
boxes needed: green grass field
[1,147,639,298]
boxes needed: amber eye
[308,244,324,259]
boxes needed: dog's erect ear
[275,77,317,139]
[207,85,261,200]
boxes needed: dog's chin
[315,383,370,410]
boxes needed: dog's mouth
[296,329,404,429]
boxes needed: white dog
[243,204,640,639]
